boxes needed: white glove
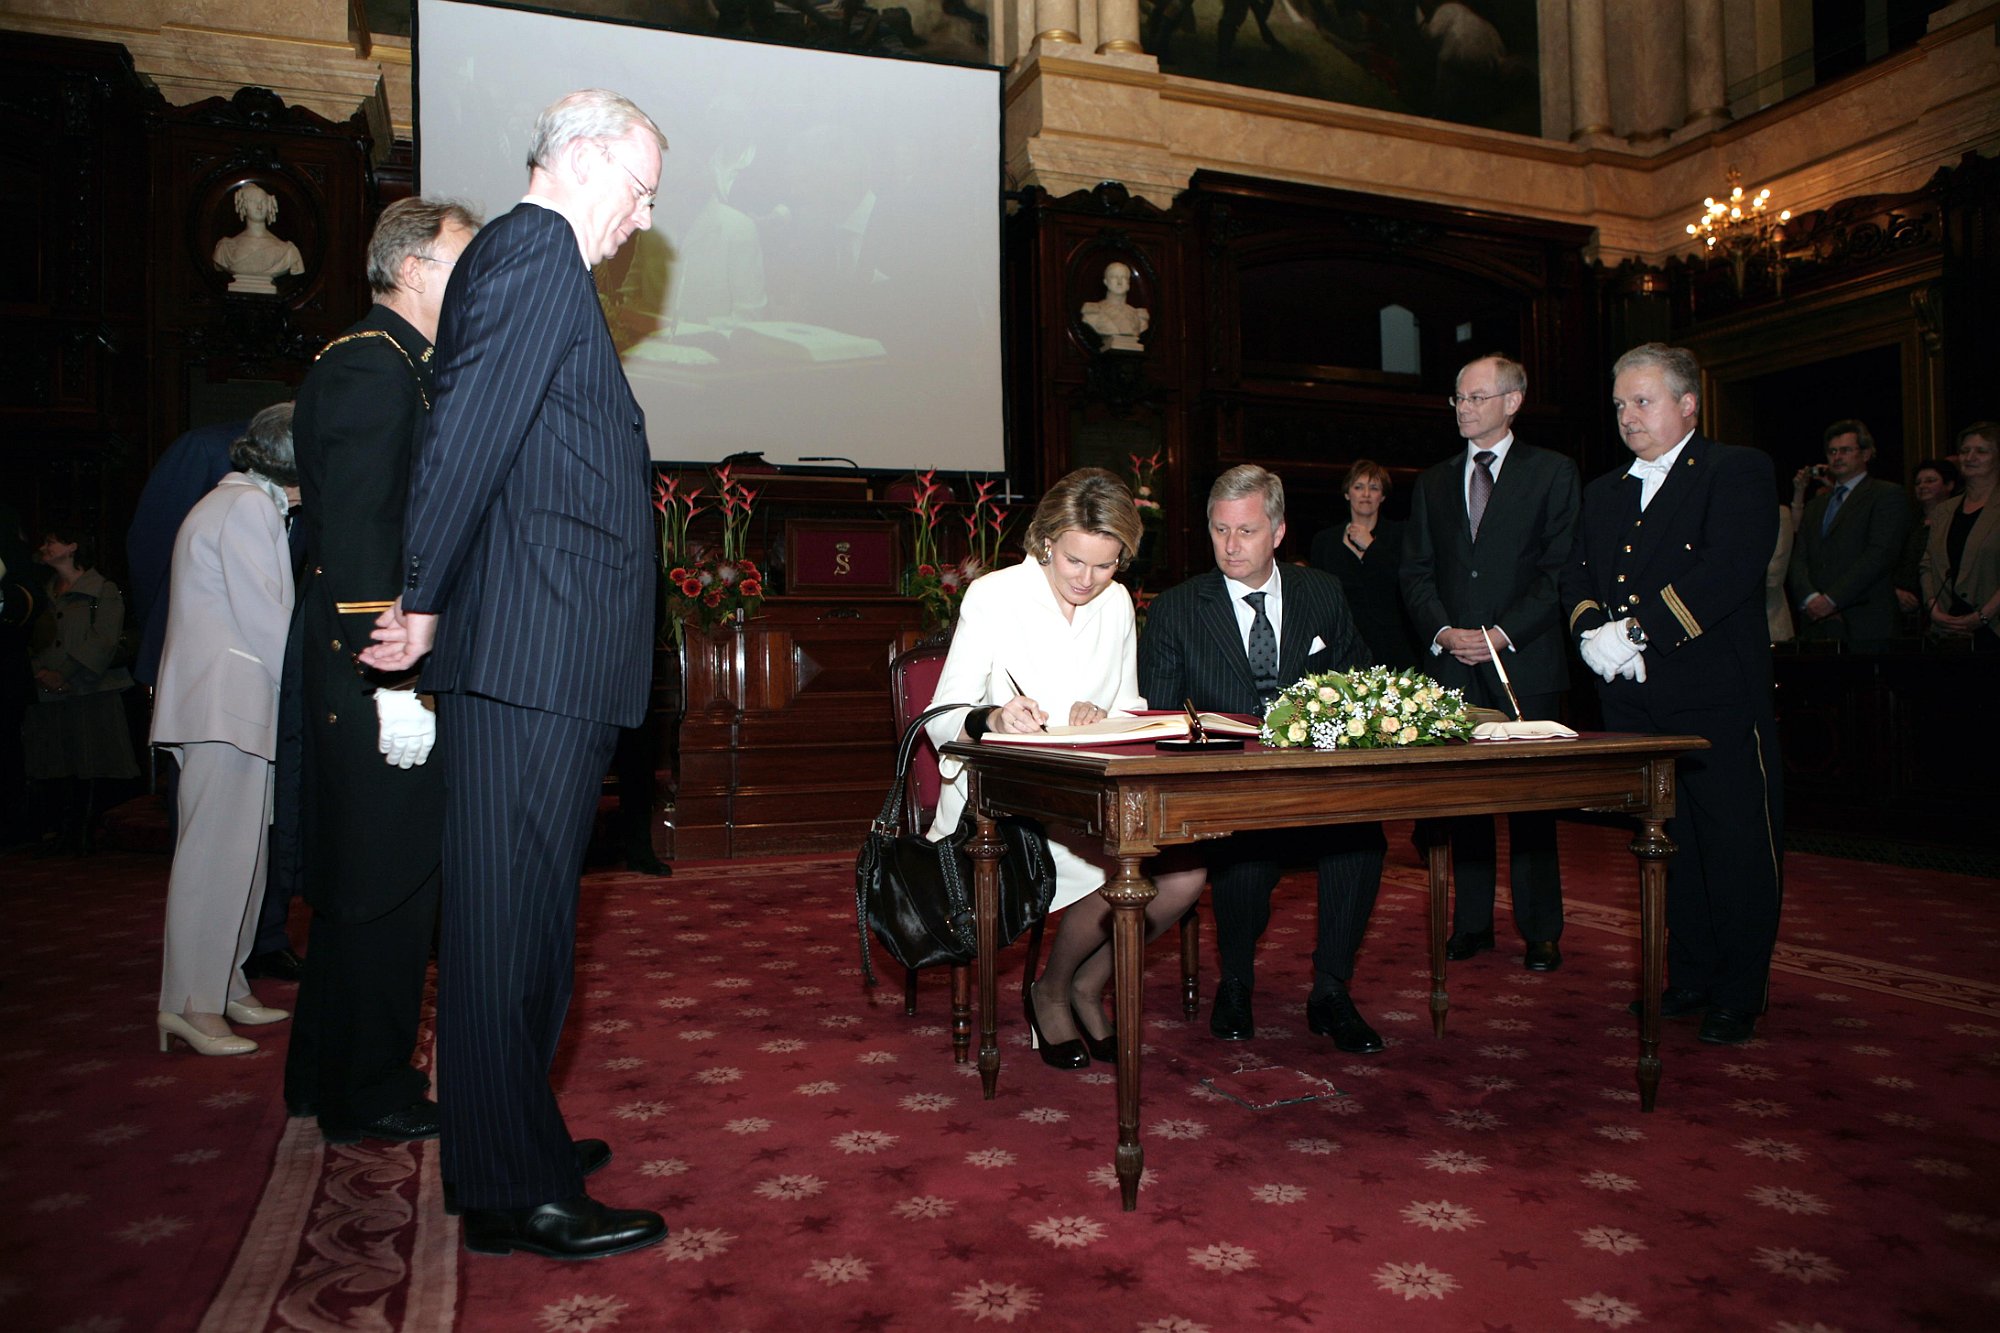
[375,688,436,769]
[1618,651,1648,684]
[1578,620,1643,683]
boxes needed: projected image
[417,0,1003,473]
[601,96,950,371]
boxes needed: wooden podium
[673,597,929,858]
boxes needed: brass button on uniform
[326,712,338,724]
[330,639,342,651]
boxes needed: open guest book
[979,709,1262,747]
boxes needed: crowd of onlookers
[3,419,1995,860]
[1312,417,1999,663]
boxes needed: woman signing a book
[923,468,1207,1070]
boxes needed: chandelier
[1686,168,1791,295]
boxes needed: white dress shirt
[1222,567,1284,659]
[1627,431,1694,511]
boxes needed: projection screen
[415,0,1005,472]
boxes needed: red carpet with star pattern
[2,821,1996,1332]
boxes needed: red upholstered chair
[889,641,959,1016]
[886,642,1204,1023]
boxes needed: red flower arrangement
[903,470,1010,630]
[654,464,764,642]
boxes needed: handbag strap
[871,702,977,836]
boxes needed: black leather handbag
[855,703,1058,985]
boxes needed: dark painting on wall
[394,0,991,66]
[1146,0,1540,136]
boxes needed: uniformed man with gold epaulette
[1560,341,1784,1047]
[282,197,480,1140]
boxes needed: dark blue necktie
[1821,483,1849,536]
[1244,591,1278,704]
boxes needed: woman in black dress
[1309,459,1421,670]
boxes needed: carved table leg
[1427,838,1451,1038]
[969,800,1003,1101]
[1105,855,1156,1211]
[949,962,970,1064]
[1632,816,1675,1111]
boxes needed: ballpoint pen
[1005,670,1048,732]
[1183,698,1206,742]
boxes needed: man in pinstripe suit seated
[1138,465,1388,1055]
[362,89,668,1260]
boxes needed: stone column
[1037,0,1082,44]
[1567,0,1613,140]
[1683,0,1730,129]
[1098,0,1142,54]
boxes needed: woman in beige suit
[152,404,299,1056]
[1922,424,1999,654]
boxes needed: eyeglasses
[416,255,455,267]
[601,148,657,212]
[1447,392,1507,408]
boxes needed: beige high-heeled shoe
[224,999,289,1026]
[157,1011,257,1057]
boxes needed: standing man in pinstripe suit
[361,89,668,1260]
[1138,465,1388,1055]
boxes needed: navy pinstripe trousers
[434,692,618,1211]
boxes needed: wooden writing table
[942,733,1707,1210]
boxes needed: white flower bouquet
[1259,667,1473,751]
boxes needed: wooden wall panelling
[0,34,153,575]
[1775,650,1996,846]
[1181,173,1600,557]
[673,597,926,859]
[144,86,379,461]
[1006,183,1191,590]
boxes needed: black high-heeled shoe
[1022,981,1090,1069]
[1071,999,1116,1064]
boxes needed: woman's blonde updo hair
[1023,467,1144,570]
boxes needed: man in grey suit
[1138,465,1387,1055]
[362,89,667,1261]
[1402,354,1579,972]
[1787,419,1912,648]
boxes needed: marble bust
[1080,261,1149,352]
[213,182,305,293]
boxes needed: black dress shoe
[1628,986,1711,1019]
[1523,940,1562,972]
[1698,1007,1758,1045]
[243,948,305,982]
[1444,928,1495,961]
[1022,981,1089,1070]
[1306,990,1385,1054]
[1071,1001,1115,1064]
[573,1138,612,1178]
[461,1193,667,1260]
[322,1098,441,1144]
[623,847,672,876]
[446,1139,613,1215]
[1209,977,1254,1041]
[285,1098,317,1119]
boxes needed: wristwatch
[1625,618,1648,648]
